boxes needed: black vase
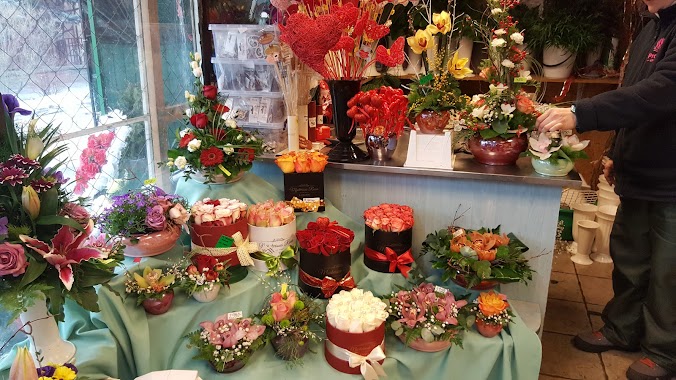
[326,80,369,163]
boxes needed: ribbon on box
[251,247,297,275]
[299,269,355,298]
[325,340,387,380]
[192,231,258,266]
[364,246,414,278]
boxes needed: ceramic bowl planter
[476,320,503,338]
[192,284,221,303]
[398,335,452,352]
[542,46,576,79]
[122,226,181,257]
[531,158,574,177]
[468,134,528,166]
[142,290,175,315]
[210,359,245,373]
[415,110,450,134]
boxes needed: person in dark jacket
[536,1,676,379]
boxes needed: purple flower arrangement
[97,186,189,238]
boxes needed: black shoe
[626,357,676,380]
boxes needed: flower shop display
[527,130,589,177]
[324,289,389,377]
[297,217,355,298]
[279,1,403,162]
[1,94,123,364]
[363,204,415,277]
[386,283,469,352]
[422,226,532,290]
[125,265,179,315]
[189,198,253,267]
[258,283,323,361]
[97,186,188,257]
[458,0,541,166]
[247,200,297,272]
[181,255,231,303]
[472,291,514,338]
[346,87,409,160]
[164,53,264,183]
[186,313,266,373]
[276,151,328,212]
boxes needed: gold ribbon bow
[191,232,258,266]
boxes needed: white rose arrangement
[326,289,389,333]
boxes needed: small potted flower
[181,255,231,303]
[247,200,296,272]
[258,283,323,361]
[472,291,514,338]
[189,198,249,266]
[97,186,189,257]
[125,266,179,315]
[386,283,469,352]
[527,129,589,177]
[363,204,415,277]
[186,313,266,373]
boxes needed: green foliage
[407,72,467,116]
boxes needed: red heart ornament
[280,12,343,77]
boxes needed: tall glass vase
[19,298,76,365]
[326,80,369,163]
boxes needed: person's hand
[602,158,615,186]
[536,108,577,132]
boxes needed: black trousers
[601,198,676,371]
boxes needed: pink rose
[154,196,173,212]
[168,204,189,225]
[0,242,28,277]
[60,202,91,225]
[145,205,167,231]
[270,290,297,322]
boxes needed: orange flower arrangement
[275,151,328,174]
[450,230,510,261]
[474,291,514,330]
[477,291,509,317]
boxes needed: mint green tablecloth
[1,173,541,380]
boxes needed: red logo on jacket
[647,38,665,62]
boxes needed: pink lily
[20,220,103,291]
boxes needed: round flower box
[299,248,352,299]
[142,290,175,315]
[271,335,309,361]
[210,359,245,373]
[324,317,386,375]
[189,217,248,266]
[248,221,297,272]
[363,226,413,276]
[122,226,181,258]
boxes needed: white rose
[189,95,196,102]
[184,90,191,99]
[194,52,202,62]
[185,108,193,117]
[223,144,234,155]
[501,103,516,115]
[166,158,174,167]
[202,214,215,223]
[491,8,502,15]
[190,61,199,70]
[501,59,515,68]
[225,119,237,129]
[179,128,191,138]
[494,28,506,36]
[491,38,507,48]
[174,156,187,169]
[214,208,233,220]
[236,134,243,140]
[192,67,202,78]
[187,139,202,152]
[510,32,524,45]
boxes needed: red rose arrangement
[296,217,354,256]
[363,204,414,233]
[181,254,231,297]
[347,87,410,138]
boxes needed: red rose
[205,270,219,282]
[190,113,208,128]
[179,132,195,148]
[213,104,230,113]
[213,128,227,141]
[194,255,217,272]
[238,148,256,163]
[203,85,218,100]
[200,147,224,167]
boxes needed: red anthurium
[376,37,405,67]
[190,113,208,128]
[20,220,104,291]
[202,85,218,100]
[331,36,355,52]
[364,20,389,41]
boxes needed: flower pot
[468,134,528,166]
[365,134,398,161]
[271,334,309,360]
[571,203,597,243]
[571,220,598,266]
[326,80,369,163]
[457,37,474,65]
[531,158,574,177]
[122,226,180,258]
[142,290,174,315]
[397,335,452,352]
[19,298,76,365]
[542,46,576,79]
[452,276,499,291]
[190,217,249,266]
[590,206,617,264]
[210,359,245,373]
[192,170,245,184]
[248,222,297,272]
[192,284,221,303]
[476,319,503,338]
[415,110,450,134]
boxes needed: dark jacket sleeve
[575,37,676,132]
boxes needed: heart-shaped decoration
[280,13,343,77]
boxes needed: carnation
[510,32,524,45]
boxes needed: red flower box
[324,317,386,375]
[189,217,248,266]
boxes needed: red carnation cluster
[179,132,195,148]
[296,217,354,256]
[363,203,414,233]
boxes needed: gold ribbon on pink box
[325,340,387,380]
[191,231,258,266]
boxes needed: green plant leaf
[17,257,47,288]
[36,215,85,232]
[480,129,500,139]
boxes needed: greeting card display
[297,217,355,298]
[363,204,415,277]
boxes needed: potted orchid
[257,283,323,362]
[181,255,231,303]
[472,291,514,338]
[124,265,180,315]
[385,283,470,352]
[527,130,589,177]
[247,200,297,273]
[186,313,266,373]
[97,186,189,257]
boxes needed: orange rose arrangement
[473,291,514,338]
[275,151,328,174]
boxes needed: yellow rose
[478,291,508,317]
[275,155,296,174]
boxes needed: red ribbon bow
[364,246,414,278]
[299,270,356,298]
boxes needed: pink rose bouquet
[247,200,295,227]
[190,198,247,226]
[363,203,414,232]
[187,313,267,371]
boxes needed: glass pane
[159,0,196,107]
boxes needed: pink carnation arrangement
[363,203,414,232]
[74,131,115,194]
[247,200,295,227]
[190,198,247,226]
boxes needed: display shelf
[396,73,620,85]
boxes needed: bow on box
[192,231,258,266]
[364,246,414,278]
[326,340,387,380]
[299,270,356,298]
[255,246,297,275]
